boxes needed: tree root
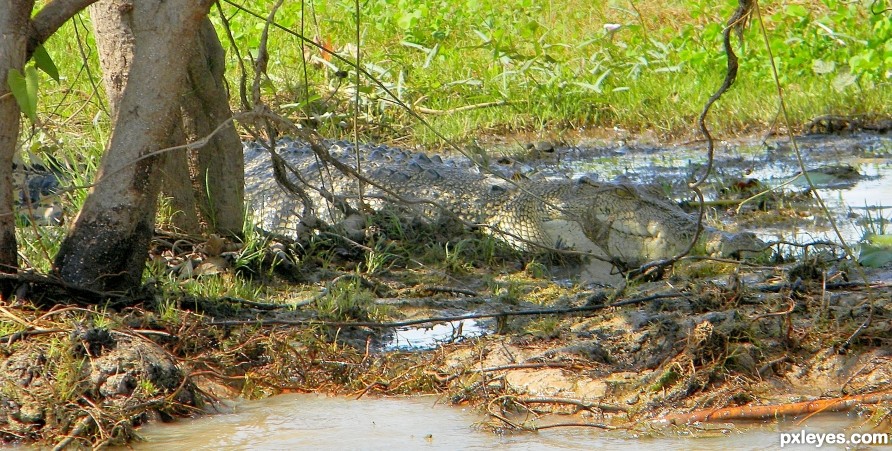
[660,390,892,424]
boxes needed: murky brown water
[134,394,879,450]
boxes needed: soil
[2,127,891,448]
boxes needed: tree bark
[0,1,35,280]
[0,0,100,298]
[91,13,243,237]
[54,0,213,292]
[164,19,244,236]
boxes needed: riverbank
[3,129,891,448]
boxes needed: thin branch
[27,0,100,57]
[532,422,617,431]
[517,396,629,413]
[413,100,514,115]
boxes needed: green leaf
[859,235,892,268]
[785,4,808,18]
[859,245,892,267]
[832,71,857,92]
[25,66,38,116]
[32,45,59,83]
[7,68,37,122]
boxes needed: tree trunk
[174,19,244,236]
[54,0,213,292]
[91,13,243,237]
[0,1,34,288]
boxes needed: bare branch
[27,0,99,57]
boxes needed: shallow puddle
[134,393,881,450]
[384,319,490,351]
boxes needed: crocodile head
[537,178,765,267]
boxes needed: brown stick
[518,396,629,413]
[661,391,892,424]
[533,422,617,431]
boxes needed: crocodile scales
[244,138,763,268]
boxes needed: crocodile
[244,138,765,270]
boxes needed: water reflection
[384,319,489,351]
[135,394,873,450]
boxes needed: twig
[414,100,514,115]
[0,272,127,303]
[52,415,93,451]
[222,273,385,311]
[0,328,65,345]
[518,396,629,413]
[751,0,880,348]
[422,286,478,297]
[487,396,523,430]
[474,362,581,373]
[532,422,617,430]
[757,355,791,377]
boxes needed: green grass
[30,0,889,151]
[208,0,891,143]
[28,0,890,152]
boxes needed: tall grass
[30,0,890,149]
[209,0,891,143]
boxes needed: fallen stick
[660,391,892,424]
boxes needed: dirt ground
[2,233,889,447]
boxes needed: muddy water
[135,393,874,450]
[568,133,892,245]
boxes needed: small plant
[524,259,548,278]
[444,239,475,273]
[856,206,892,268]
[91,307,115,330]
[314,276,376,321]
[857,205,888,237]
[363,242,398,274]
[650,368,681,392]
[46,338,88,402]
[491,279,525,304]
[134,379,159,397]
[525,316,562,339]
[156,297,181,324]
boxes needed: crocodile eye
[612,186,635,198]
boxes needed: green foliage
[7,66,39,122]
[525,316,562,338]
[234,0,888,139]
[6,45,59,123]
[314,276,379,321]
[32,45,60,83]
[859,234,892,268]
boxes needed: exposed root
[660,391,892,424]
